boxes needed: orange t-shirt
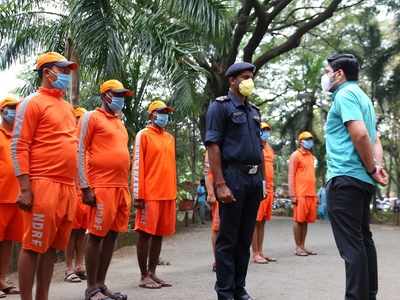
[288,148,317,197]
[11,87,77,185]
[78,108,130,188]
[0,127,19,203]
[263,143,274,193]
[131,124,177,201]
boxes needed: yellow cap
[261,122,271,130]
[0,96,19,111]
[298,131,313,140]
[73,107,87,118]
[100,79,133,96]
[147,99,174,114]
[36,52,78,70]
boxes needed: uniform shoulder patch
[215,95,229,102]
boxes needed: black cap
[225,62,256,77]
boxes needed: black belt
[225,161,261,175]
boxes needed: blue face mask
[260,130,270,141]
[51,72,71,91]
[154,113,169,128]
[2,108,16,124]
[108,96,125,114]
[302,139,314,150]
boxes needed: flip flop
[2,285,20,295]
[0,291,6,298]
[75,270,87,280]
[138,282,162,289]
[294,250,308,257]
[64,271,81,283]
[253,256,269,264]
[305,250,318,255]
[264,256,277,262]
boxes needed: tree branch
[226,0,253,66]
[243,0,293,62]
[254,0,342,72]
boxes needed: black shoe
[234,293,254,300]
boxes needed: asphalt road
[8,217,400,300]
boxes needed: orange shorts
[256,192,273,222]
[22,179,77,253]
[0,204,23,242]
[72,193,89,230]
[293,196,317,223]
[135,200,176,236]
[87,187,131,237]
[211,202,220,232]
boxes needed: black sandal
[85,288,113,300]
[100,285,128,300]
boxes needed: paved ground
[8,217,400,299]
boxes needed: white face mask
[321,74,333,92]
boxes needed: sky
[0,63,26,99]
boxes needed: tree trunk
[65,37,80,106]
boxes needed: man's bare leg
[148,236,171,286]
[75,229,86,272]
[65,231,77,274]
[301,223,316,254]
[293,222,307,255]
[252,222,268,263]
[0,241,13,289]
[137,231,159,288]
[19,249,39,300]
[96,231,117,286]
[85,234,103,290]
[35,248,56,300]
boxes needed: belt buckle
[248,165,258,175]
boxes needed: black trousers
[215,166,263,300]
[327,176,377,300]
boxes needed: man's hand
[82,188,96,207]
[372,166,389,186]
[216,183,236,204]
[17,189,33,211]
[207,193,217,204]
[134,199,145,209]
[291,197,297,206]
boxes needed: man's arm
[347,121,388,185]
[131,130,146,209]
[288,152,297,204]
[207,143,235,203]
[77,112,96,207]
[11,99,39,211]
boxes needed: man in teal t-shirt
[323,54,388,300]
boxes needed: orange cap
[100,80,134,96]
[0,96,19,111]
[36,52,78,70]
[261,122,271,130]
[298,131,313,140]
[73,107,87,118]
[147,99,174,114]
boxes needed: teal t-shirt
[325,81,377,185]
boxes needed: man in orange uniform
[78,80,132,300]
[0,96,21,297]
[252,122,277,264]
[132,99,177,289]
[288,131,318,257]
[12,52,78,300]
[204,151,219,272]
[64,107,88,283]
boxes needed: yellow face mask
[238,78,254,97]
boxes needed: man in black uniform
[205,62,263,300]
